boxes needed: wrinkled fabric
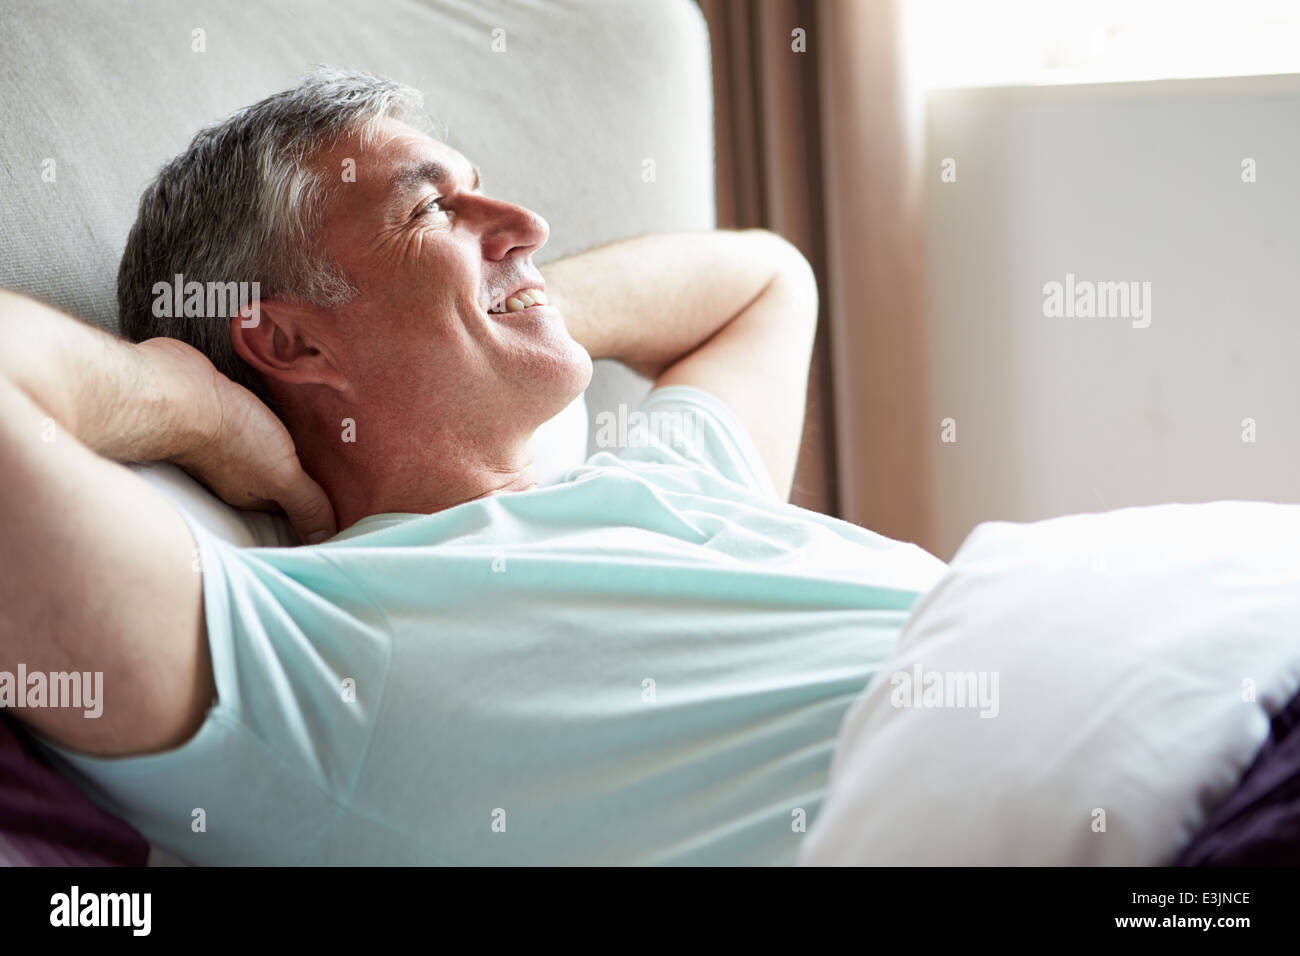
[34,386,947,865]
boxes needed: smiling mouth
[487,287,548,314]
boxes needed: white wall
[925,74,1300,560]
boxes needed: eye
[417,195,450,219]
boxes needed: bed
[3,0,1298,868]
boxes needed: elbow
[743,230,819,327]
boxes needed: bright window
[904,0,1300,89]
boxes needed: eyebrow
[387,160,482,201]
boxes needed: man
[0,69,946,864]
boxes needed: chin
[514,337,593,422]
[570,343,595,393]
[551,340,594,409]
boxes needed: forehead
[328,117,479,205]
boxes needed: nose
[476,196,549,262]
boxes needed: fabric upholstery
[0,0,717,448]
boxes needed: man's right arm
[0,291,333,755]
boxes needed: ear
[229,298,348,392]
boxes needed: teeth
[497,288,546,314]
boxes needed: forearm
[0,290,215,463]
[543,229,799,378]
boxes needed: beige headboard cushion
[0,0,717,447]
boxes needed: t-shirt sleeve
[610,384,781,501]
[28,511,391,862]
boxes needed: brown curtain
[699,0,937,553]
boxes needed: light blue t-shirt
[41,386,948,865]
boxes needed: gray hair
[117,67,430,404]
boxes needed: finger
[274,469,338,545]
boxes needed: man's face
[309,117,592,440]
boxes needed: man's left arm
[541,229,818,499]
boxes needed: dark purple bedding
[1177,687,1300,865]
[0,713,149,866]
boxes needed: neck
[295,418,539,532]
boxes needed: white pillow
[129,393,589,547]
[800,500,1300,865]
[531,391,590,485]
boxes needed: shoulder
[597,385,780,501]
